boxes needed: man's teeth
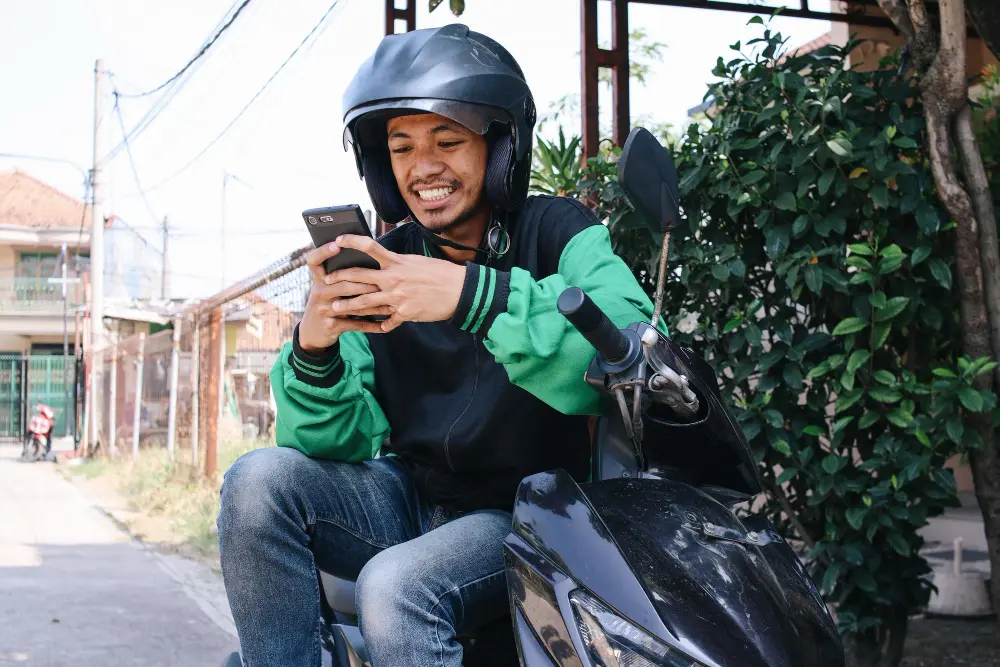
[417,187,455,201]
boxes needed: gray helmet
[342,24,536,224]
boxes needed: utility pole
[161,216,169,300]
[89,59,107,452]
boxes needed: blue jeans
[217,447,511,667]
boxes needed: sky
[0,0,833,300]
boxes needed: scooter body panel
[506,470,844,667]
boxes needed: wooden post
[385,0,415,35]
[581,0,630,158]
[109,338,118,454]
[205,308,222,479]
[191,317,200,467]
[166,317,182,461]
[131,333,146,462]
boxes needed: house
[0,170,91,439]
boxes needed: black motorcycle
[225,128,844,667]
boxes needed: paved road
[0,446,237,666]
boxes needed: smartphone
[303,204,381,274]
[303,204,386,322]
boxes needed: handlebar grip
[558,287,630,363]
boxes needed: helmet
[342,24,536,225]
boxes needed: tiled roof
[0,169,92,229]
[777,32,834,66]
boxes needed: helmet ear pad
[485,128,529,212]
[360,145,410,225]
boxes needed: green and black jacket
[271,195,657,511]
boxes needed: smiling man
[217,24,657,667]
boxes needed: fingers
[331,291,398,315]
[332,316,392,335]
[378,313,407,333]
[318,302,395,318]
[325,266,386,287]
[335,234,397,266]
[306,243,340,283]
[321,281,380,299]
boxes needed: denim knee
[355,549,425,643]
[218,447,311,545]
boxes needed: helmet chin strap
[413,209,510,261]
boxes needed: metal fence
[85,245,312,476]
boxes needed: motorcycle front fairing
[504,470,844,667]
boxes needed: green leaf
[893,136,918,149]
[808,359,833,378]
[765,226,791,259]
[826,137,853,157]
[858,411,879,429]
[875,296,910,322]
[748,15,764,25]
[958,387,985,412]
[818,169,836,195]
[916,201,941,236]
[775,467,798,484]
[792,214,810,237]
[803,425,826,436]
[870,185,889,208]
[804,264,823,294]
[743,170,767,185]
[773,439,792,455]
[929,258,952,289]
[886,125,897,138]
[847,350,871,374]
[915,429,931,447]
[887,533,911,556]
[821,562,843,595]
[911,245,932,267]
[873,370,897,385]
[886,408,913,428]
[832,317,867,335]
[712,263,731,281]
[846,507,867,530]
[775,191,797,211]
[933,368,958,378]
[822,455,842,474]
[783,364,804,389]
[868,386,902,403]
[871,322,892,348]
[848,243,874,256]
[946,416,964,443]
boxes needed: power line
[142,0,343,194]
[118,0,253,99]
[111,91,161,224]
[102,0,248,162]
[0,152,88,177]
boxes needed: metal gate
[0,354,76,441]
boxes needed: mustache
[407,178,461,195]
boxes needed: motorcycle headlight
[570,590,703,667]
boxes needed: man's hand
[323,235,466,332]
[297,243,394,353]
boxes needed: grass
[66,439,271,562]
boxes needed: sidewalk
[0,445,237,666]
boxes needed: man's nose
[410,145,446,181]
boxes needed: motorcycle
[22,403,55,462]
[224,128,844,667]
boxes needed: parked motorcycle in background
[21,403,55,462]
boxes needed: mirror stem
[650,231,671,332]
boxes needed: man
[218,24,657,667]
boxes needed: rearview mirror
[618,127,679,233]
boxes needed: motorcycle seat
[319,570,358,615]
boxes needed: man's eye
[391,146,412,154]
[438,141,463,148]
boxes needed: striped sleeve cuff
[450,262,511,335]
[290,324,345,388]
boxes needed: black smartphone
[303,204,381,274]
[303,204,385,322]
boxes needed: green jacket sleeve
[269,326,390,461]
[449,219,660,416]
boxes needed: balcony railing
[0,277,84,313]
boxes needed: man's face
[386,113,488,232]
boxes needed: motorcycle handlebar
[557,287,630,364]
